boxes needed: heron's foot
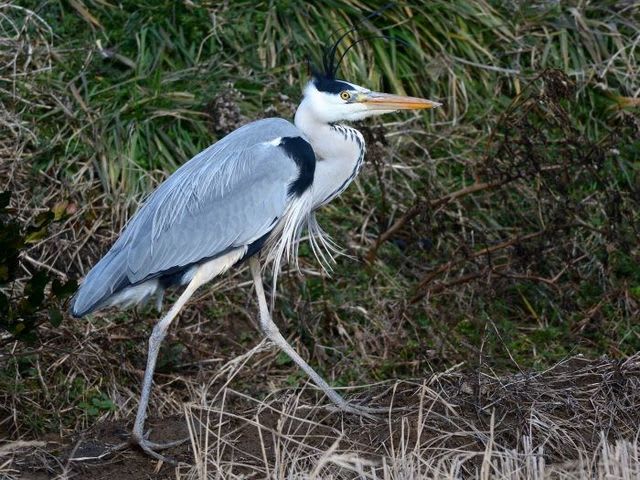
[131,430,189,465]
[327,401,389,419]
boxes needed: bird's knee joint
[150,323,168,344]
[260,321,280,338]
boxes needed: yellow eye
[339,91,351,101]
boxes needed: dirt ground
[5,354,640,479]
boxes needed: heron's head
[299,75,441,124]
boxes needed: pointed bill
[359,92,442,111]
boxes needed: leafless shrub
[369,70,639,326]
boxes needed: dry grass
[166,353,638,479]
[3,353,640,478]
[174,353,640,479]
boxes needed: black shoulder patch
[280,136,315,197]
[313,76,353,94]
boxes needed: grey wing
[72,118,306,316]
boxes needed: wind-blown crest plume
[312,4,395,80]
[319,29,354,79]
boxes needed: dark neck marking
[280,136,316,197]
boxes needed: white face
[300,77,441,123]
[301,80,374,123]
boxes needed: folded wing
[72,118,309,316]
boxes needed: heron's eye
[339,91,351,101]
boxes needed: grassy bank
[1,1,639,477]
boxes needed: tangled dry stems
[176,353,640,478]
[3,353,640,478]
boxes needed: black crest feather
[312,3,395,81]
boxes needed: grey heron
[70,43,441,460]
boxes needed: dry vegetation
[5,353,640,478]
[1,1,639,478]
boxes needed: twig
[416,269,490,298]
[19,252,68,280]
[411,229,548,303]
[366,178,512,262]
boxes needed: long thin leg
[249,257,376,417]
[132,254,377,463]
[131,274,202,461]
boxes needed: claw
[137,438,179,465]
[327,401,388,420]
[131,428,189,465]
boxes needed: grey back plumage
[72,118,307,317]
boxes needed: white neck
[294,102,365,208]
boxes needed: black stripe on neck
[280,136,316,197]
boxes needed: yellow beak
[359,92,442,111]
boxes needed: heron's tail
[70,247,128,318]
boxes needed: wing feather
[72,118,308,316]
[120,118,303,282]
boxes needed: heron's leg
[131,276,201,461]
[249,257,377,417]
